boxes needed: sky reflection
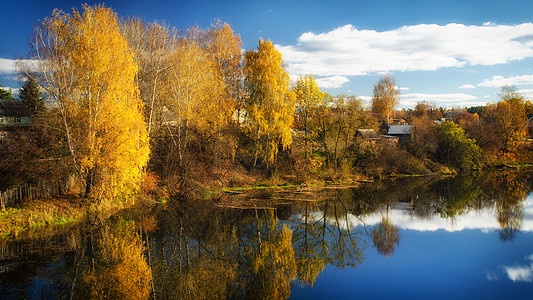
[311,194,533,233]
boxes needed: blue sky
[2,0,533,108]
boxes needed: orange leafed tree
[27,5,149,201]
[485,86,527,156]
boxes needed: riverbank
[2,161,532,242]
[0,193,158,241]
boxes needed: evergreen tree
[19,77,45,115]
[0,84,15,99]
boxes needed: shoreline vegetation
[2,165,532,241]
[2,4,533,241]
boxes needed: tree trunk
[84,168,95,198]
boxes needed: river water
[1,171,533,299]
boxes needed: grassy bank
[0,197,85,240]
[0,194,156,241]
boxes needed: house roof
[387,125,414,135]
[380,135,400,140]
[0,99,31,117]
[356,129,379,139]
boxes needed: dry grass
[0,196,86,240]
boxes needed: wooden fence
[0,181,66,210]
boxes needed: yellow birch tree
[293,74,324,157]
[27,5,149,202]
[121,18,177,138]
[371,75,399,125]
[163,28,225,165]
[244,39,295,166]
[200,21,244,161]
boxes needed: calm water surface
[1,171,533,299]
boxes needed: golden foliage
[293,75,325,157]
[161,256,237,300]
[34,5,149,201]
[121,18,177,137]
[484,86,527,155]
[371,216,400,257]
[244,39,296,166]
[82,222,152,299]
[371,75,399,123]
[203,20,245,115]
[245,213,297,299]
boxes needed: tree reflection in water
[244,210,296,299]
[371,216,400,257]
[293,204,325,287]
[489,174,527,241]
[79,221,152,299]
[1,171,532,299]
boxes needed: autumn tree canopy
[27,5,149,201]
[485,86,527,155]
[372,75,399,125]
[293,74,325,157]
[121,18,177,138]
[244,39,295,166]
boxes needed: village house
[355,128,400,145]
[387,124,414,143]
[355,129,380,144]
[0,99,32,142]
[379,134,400,145]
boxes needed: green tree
[19,77,45,115]
[435,121,484,170]
[0,84,15,99]
[244,39,295,166]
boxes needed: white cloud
[0,58,40,78]
[0,58,17,75]
[311,194,533,233]
[359,92,481,108]
[504,264,533,282]
[277,23,533,77]
[398,87,410,91]
[490,254,533,283]
[459,84,476,89]
[518,88,533,100]
[503,255,533,283]
[399,93,479,108]
[478,74,533,87]
[315,75,349,88]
